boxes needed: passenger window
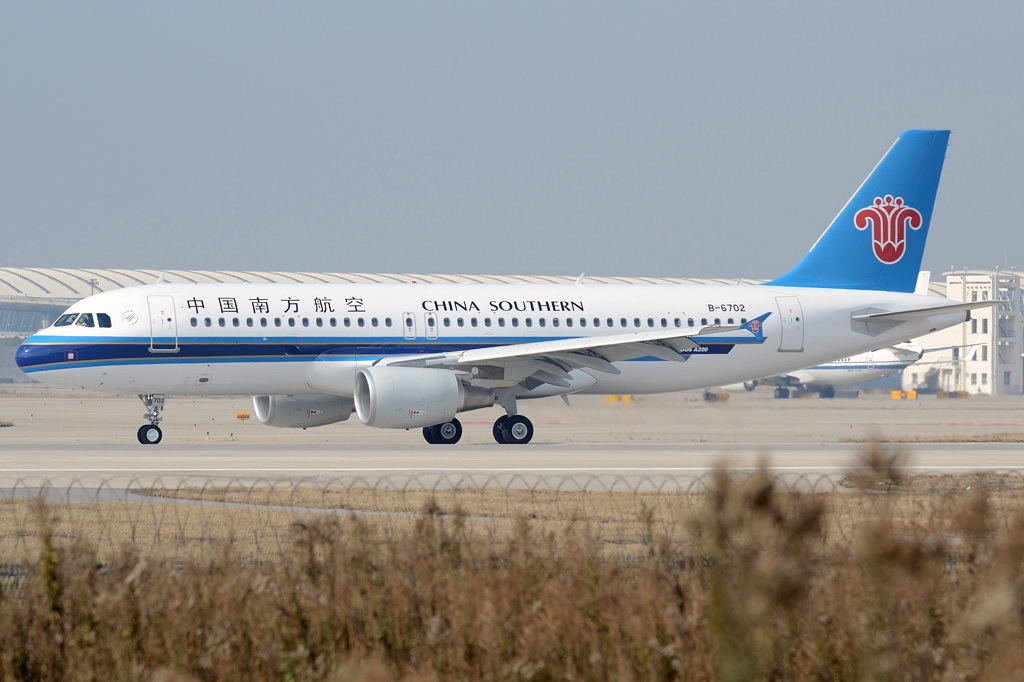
[484,318,492,327]
[525,318,533,327]
[688,318,695,327]
[329,318,336,327]
[565,318,573,327]
[457,318,464,327]
[579,318,586,327]
[232,318,240,327]
[647,318,654,328]
[274,318,282,327]
[470,318,478,327]
[75,313,95,327]
[660,318,667,327]
[385,318,392,327]
[443,318,451,327]
[205,318,213,327]
[498,318,505,327]
[190,318,198,327]
[538,318,546,327]
[357,318,365,327]
[607,318,614,327]
[247,318,254,327]
[54,313,79,327]
[219,318,226,327]
[633,318,641,328]
[261,318,269,327]
[552,318,560,327]
[674,318,681,328]
[700,318,707,326]
[405,317,413,327]
[372,318,379,327]
[97,313,112,328]
[620,318,627,327]
[315,318,323,327]
[288,318,296,327]
[727,318,734,325]
[511,317,519,327]
[714,318,721,325]
[302,318,309,327]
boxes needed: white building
[903,270,1024,396]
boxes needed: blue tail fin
[766,130,950,292]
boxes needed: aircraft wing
[381,313,771,388]
[748,370,815,388]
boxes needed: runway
[2,386,1023,487]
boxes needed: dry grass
[2,462,1024,680]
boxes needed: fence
[3,467,1023,565]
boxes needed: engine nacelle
[252,394,354,428]
[354,366,494,429]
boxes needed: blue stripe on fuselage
[16,336,743,372]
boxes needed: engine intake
[355,366,494,428]
[252,394,354,428]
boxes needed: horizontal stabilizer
[851,300,997,323]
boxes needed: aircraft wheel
[422,426,438,444]
[137,424,162,445]
[430,419,462,445]
[500,415,534,445]
[820,386,836,399]
[774,387,790,399]
[492,416,509,444]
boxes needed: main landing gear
[492,414,534,444]
[137,394,166,445]
[422,418,463,444]
[419,414,536,445]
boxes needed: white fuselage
[17,282,963,398]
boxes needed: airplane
[725,342,924,399]
[16,129,992,446]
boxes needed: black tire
[422,426,438,444]
[500,415,534,444]
[492,415,509,444]
[432,419,462,444]
[820,386,836,399]
[137,424,162,445]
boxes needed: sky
[2,2,1022,280]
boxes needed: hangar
[0,266,748,336]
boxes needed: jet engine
[354,366,494,428]
[252,394,354,428]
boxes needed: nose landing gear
[137,394,166,445]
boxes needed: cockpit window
[97,313,112,328]
[75,313,95,327]
[54,313,79,327]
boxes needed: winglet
[743,312,771,341]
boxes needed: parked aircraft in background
[727,343,924,398]
[17,130,990,445]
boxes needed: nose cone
[15,336,60,371]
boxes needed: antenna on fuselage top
[574,273,585,285]
[155,273,166,284]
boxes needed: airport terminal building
[902,270,1024,396]
[3,266,1022,394]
